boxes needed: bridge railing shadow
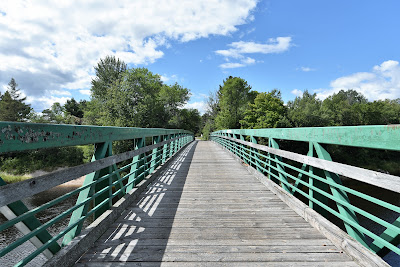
[81,141,197,264]
[0,122,193,266]
[211,126,400,266]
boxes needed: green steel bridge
[0,122,399,266]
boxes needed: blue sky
[1,1,400,114]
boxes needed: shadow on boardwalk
[80,141,197,265]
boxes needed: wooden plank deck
[77,140,359,266]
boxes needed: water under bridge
[0,122,399,266]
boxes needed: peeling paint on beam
[0,122,192,153]
[214,125,400,151]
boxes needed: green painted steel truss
[0,122,193,266]
[211,125,400,259]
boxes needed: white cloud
[0,0,257,111]
[220,62,245,69]
[316,60,400,100]
[216,37,291,68]
[27,96,71,110]
[216,37,292,58]
[184,101,207,114]
[291,89,303,97]
[298,66,315,72]
[79,90,91,96]
[160,74,178,83]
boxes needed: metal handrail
[211,125,400,260]
[0,122,194,266]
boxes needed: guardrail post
[149,135,161,173]
[162,134,170,164]
[291,142,315,208]
[313,142,368,247]
[126,138,145,193]
[250,136,262,172]
[269,138,290,192]
[63,141,113,245]
[239,135,248,164]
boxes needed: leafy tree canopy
[91,55,127,100]
[215,76,256,130]
[240,90,290,129]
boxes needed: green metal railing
[211,125,400,260]
[0,122,193,266]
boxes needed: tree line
[1,62,400,176]
[0,56,202,175]
[200,76,400,176]
[201,76,400,139]
[1,56,202,134]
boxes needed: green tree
[215,76,255,129]
[240,90,290,129]
[159,83,190,127]
[91,55,127,100]
[322,90,367,126]
[169,108,202,134]
[361,99,400,125]
[64,98,84,118]
[98,68,165,128]
[42,102,65,123]
[287,90,328,127]
[0,78,31,121]
[200,91,220,139]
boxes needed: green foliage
[173,108,202,134]
[287,90,329,127]
[361,99,400,125]
[64,98,84,118]
[98,67,166,128]
[321,90,367,126]
[215,76,255,130]
[0,172,30,184]
[0,147,85,175]
[240,90,290,129]
[91,55,127,100]
[0,78,31,121]
[39,102,65,123]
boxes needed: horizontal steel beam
[212,135,400,193]
[0,122,192,153]
[213,125,400,151]
[0,136,188,207]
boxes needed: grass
[0,172,31,184]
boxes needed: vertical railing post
[171,134,176,157]
[239,135,247,163]
[149,135,161,173]
[162,134,170,164]
[313,142,368,247]
[308,142,314,209]
[63,141,113,245]
[126,138,145,192]
[250,136,262,172]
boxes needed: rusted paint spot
[18,130,61,144]
[386,124,400,130]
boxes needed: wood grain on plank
[78,141,358,266]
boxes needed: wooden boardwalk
[77,141,359,266]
